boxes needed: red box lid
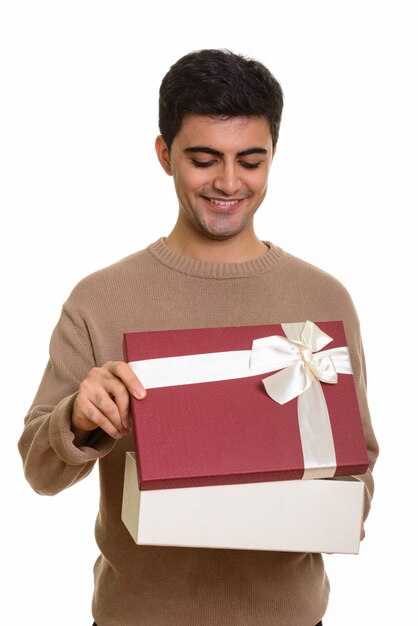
[123,322,369,490]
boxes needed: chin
[200,225,246,241]
[198,218,250,241]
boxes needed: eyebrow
[184,146,268,157]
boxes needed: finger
[74,393,125,439]
[103,376,132,429]
[77,382,126,436]
[90,386,128,434]
[105,361,147,400]
[85,401,126,440]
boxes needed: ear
[155,135,172,176]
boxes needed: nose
[213,163,241,196]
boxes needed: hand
[360,523,365,541]
[72,361,146,440]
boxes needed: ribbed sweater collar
[147,238,284,279]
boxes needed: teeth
[209,199,240,207]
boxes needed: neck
[165,222,268,264]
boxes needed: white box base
[121,452,364,554]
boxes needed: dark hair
[158,49,284,150]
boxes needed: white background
[1,1,417,624]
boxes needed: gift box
[123,321,369,490]
[121,451,365,553]
[121,321,368,552]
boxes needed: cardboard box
[121,452,365,554]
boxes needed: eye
[240,161,262,169]
[191,159,215,168]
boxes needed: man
[19,49,378,626]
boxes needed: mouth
[202,196,246,211]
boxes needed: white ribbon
[129,321,353,480]
[251,321,352,478]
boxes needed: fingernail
[122,416,132,430]
[134,386,146,399]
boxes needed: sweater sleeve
[341,298,379,523]
[18,305,116,496]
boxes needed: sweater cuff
[49,393,116,464]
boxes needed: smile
[204,198,242,207]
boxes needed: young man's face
[156,114,275,243]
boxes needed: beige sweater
[18,239,378,626]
